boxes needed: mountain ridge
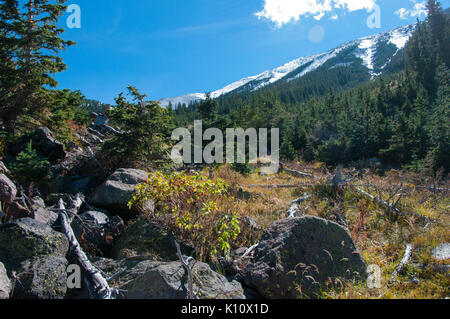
[160,24,416,107]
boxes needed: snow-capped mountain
[160,24,415,107]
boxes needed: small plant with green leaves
[129,171,240,260]
[11,141,50,184]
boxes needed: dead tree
[282,165,319,180]
[58,199,118,299]
[287,195,312,218]
[174,240,196,299]
[391,244,414,283]
[356,188,433,223]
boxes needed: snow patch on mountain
[389,27,413,49]
[356,36,379,72]
[159,24,415,107]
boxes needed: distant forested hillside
[173,1,450,173]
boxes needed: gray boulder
[0,262,11,299]
[0,173,16,204]
[90,168,152,216]
[0,218,69,268]
[8,127,65,163]
[3,200,31,220]
[32,208,59,227]
[30,197,46,210]
[432,243,450,261]
[110,219,194,261]
[243,216,367,299]
[11,255,68,299]
[48,175,97,196]
[93,258,245,299]
[82,211,110,226]
[31,127,66,162]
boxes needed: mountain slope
[160,24,415,107]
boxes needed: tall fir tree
[0,0,74,133]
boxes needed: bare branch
[58,199,117,299]
[174,239,195,299]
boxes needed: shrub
[129,171,240,260]
[11,141,50,184]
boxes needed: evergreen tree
[0,0,74,133]
[104,86,173,167]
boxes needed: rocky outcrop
[243,216,367,299]
[110,219,193,261]
[4,201,31,220]
[0,218,69,268]
[90,168,152,217]
[0,218,70,299]
[0,173,16,204]
[0,262,11,299]
[11,256,68,299]
[432,243,450,261]
[93,258,245,299]
[9,127,66,163]
[30,127,66,162]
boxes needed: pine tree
[196,93,218,127]
[104,86,173,167]
[0,0,75,133]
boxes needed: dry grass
[201,162,449,299]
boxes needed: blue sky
[54,0,449,104]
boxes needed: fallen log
[282,167,319,180]
[356,188,403,217]
[241,243,259,259]
[174,240,195,299]
[356,188,433,223]
[58,199,118,299]
[287,195,312,218]
[245,184,310,189]
[391,244,414,282]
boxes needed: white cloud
[396,1,427,20]
[255,0,377,26]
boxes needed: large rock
[48,175,98,196]
[31,127,66,162]
[4,201,31,220]
[0,218,69,268]
[0,262,11,299]
[110,219,194,261]
[93,258,245,299]
[8,127,66,163]
[243,216,367,299]
[432,243,450,261]
[11,255,68,299]
[90,168,152,217]
[32,208,59,227]
[0,173,16,204]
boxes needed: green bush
[129,171,240,260]
[11,141,50,184]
